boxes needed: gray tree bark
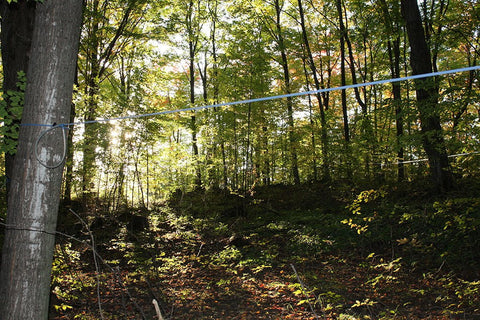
[0,1,83,319]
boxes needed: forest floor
[50,182,480,319]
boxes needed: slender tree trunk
[63,68,78,202]
[244,103,252,190]
[401,0,453,191]
[274,0,300,185]
[336,0,352,179]
[187,0,202,188]
[199,52,218,186]
[301,51,318,181]
[297,0,329,181]
[0,0,36,196]
[0,1,82,318]
[338,0,370,180]
[390,39,405,182]
[80,0,137,203]
[209,0,227,188]
[146,146,150,208]
[82,77,100,203]
[452,59,475,130]
[379,0,405,182]
[82,0,100,203]
[134,155,145,208]
[211,11,228,188]
[341,4,366,113]
[233,110,239,189]
[115,152,126,209]
[319,32,332,112]
[262,122,270,185]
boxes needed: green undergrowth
[49,180,480,319]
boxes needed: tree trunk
[379,0,405,182]
[63,68,78,202]
[336,0,352,179]
[345,28,366,113]
[337,0,367,113]
[187,0,202,188]
[389,39,405,182]
[401,0,453,191]
[80,0,137,203]
[233,110,239,189]
[0,1,82,319]
[81,0,100,203]
[274,0,300,185]
[297,0,329,181]
[82,76,100,203]
[0,0,36,195]
[209,0,228,187]
[244,102,252,190]
[302,58,318,181]
[262,123,270,185]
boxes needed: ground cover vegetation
[0,0,480,318]
[47,181,480,319]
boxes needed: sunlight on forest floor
[49,183,480,319]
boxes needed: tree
[336,0,352,179]
[78,0,145,203]
[379,0,405,182]
[220,3,274,189]
[0,0,83,318]
[337,0,366,114]
[0,0,36,195]
[401,0,454,191]
[297,0,330,181]
[205,0,228,187]
[269,0,300,185]
[185,0,204,188]
[158,0,206,189]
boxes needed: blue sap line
[23,65,480,128]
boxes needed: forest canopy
[0,0,476,205]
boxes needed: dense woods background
[1,0,477,201]
[0,0,479,319]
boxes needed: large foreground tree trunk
[0,1,83,319]
[401,0,453,191]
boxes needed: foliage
[43,0,479,205]
[0,71,26,155]
[342,189,387,234]
[341,185,480,277]
[419,197,480,270]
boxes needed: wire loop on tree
[34,124,69,169]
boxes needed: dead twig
[290,263,323,320]
[153,299,164,320]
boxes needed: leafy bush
[342,185,480,275]
[429,198,480,271]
